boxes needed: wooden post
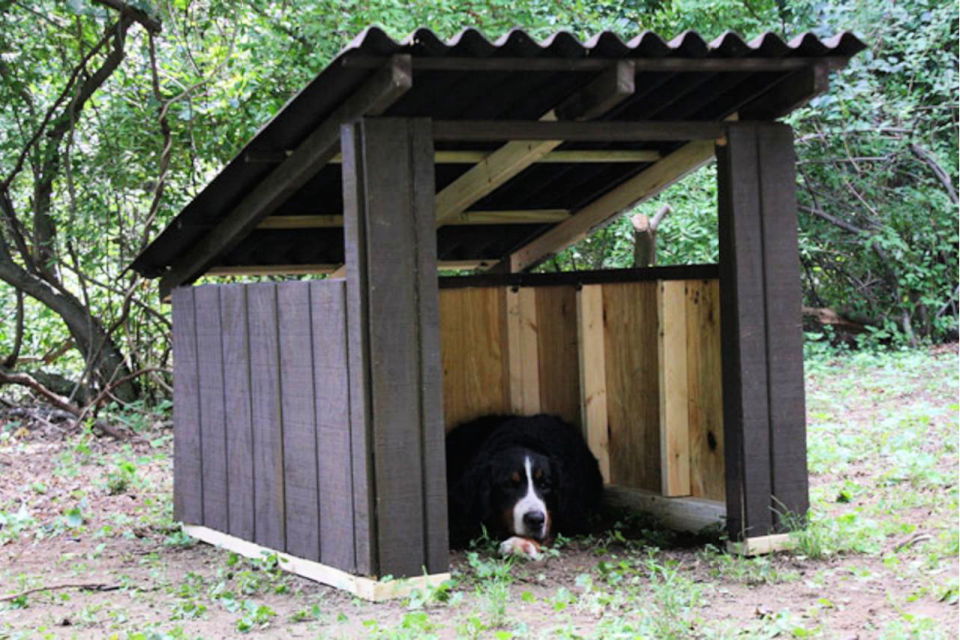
[717,122,808,541]
[577,285,610,482]
[341,117,448,578]
[658,280,690,497]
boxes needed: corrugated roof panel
[131,27,866,280]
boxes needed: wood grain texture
[718,124,774,539]
[277,282,320,561]
[219,285,255,540]
[246,283,286,551]
[194,286,229,531]
[342,118,447,577]
[171,287,203,524]
[505,140,716,272]
[658,280,690,497]
[686,280,725,501]
[756,124,808,530]
[438,288,510,429]
[603,281,661,491]
[535,286,581,425]
[507,287,541,415]
[310,280,356,571]
[577,285,609,483]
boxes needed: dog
[445,413,604,559]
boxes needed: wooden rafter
[503,139,717,272]
[257,209,570,229]
[158,55,413,299]
[247,149,662,164]
[434,61,636,226]
[340,56,846,74]
[433,119,725,142]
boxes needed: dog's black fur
[445,413,604,547]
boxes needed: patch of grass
[697,544,800,585]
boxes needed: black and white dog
[446,414,603,558]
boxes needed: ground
[0,346,957,639]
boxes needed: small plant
[104,460,138,495]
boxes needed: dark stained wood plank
[310,279,355,572]
[603,281,661,491]
[717,124,773,539]
[219,284,255,541]
[756,124,808,530]
[171,287,203,524]
[411,117,450,574]
[439,264,719,290]
[277,281,320,561]
[432,120,725,142]
[342,117,447,577]
[357,118,426,577]
[535,286,581,425]
[247,283,286,551]
[341,121,375,576]
[194,286,229,532]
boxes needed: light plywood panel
[535,286,581,425]
[603,281,660,491]
[658,280,690,497]
[439,287,510,429]
[687,279,725,501]
[577,285,609,482]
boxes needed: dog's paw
[499,536,542,560]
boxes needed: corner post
[341,117,449,577]
[717,122,808,542]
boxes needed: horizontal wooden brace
[205,260,501,277]
[433,120,725,142]
[247,149,662,164]
[257,210,570,229]
[341,56,846,74]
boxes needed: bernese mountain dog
[446,413,604,559]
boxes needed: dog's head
[480,447,557,541]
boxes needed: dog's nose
[523,511,545,530]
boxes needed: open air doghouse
[130,27,864,599]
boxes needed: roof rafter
[158,54,414,299]
[434,61,637,226]
[501,139,717,272]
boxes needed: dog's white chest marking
[513,456,547,537]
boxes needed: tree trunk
[0,239,137,402]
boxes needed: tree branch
[91,0,162,33]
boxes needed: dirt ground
[0,346,957,639]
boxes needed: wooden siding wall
[439,278,724,500]
[172,280,358,572]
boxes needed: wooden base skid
[604,486,726,532]
[183,525,451,601]
[726,533,793,556]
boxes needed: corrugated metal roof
[132,27,865,280]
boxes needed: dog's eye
[510,472,522,485]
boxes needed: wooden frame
[432,120,725,142]
[717,122,808,541]
[159,55,413,298]
[341,117,449,577]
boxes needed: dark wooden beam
[438,264,719,289]
[341,56,845,74]
[717,122,807,541]
[432,120,725,142]
[435,61,636,226]
[739,63,829,120]
[158,55,413,299]
[341,118,448,577]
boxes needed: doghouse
[130,27,865,599]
